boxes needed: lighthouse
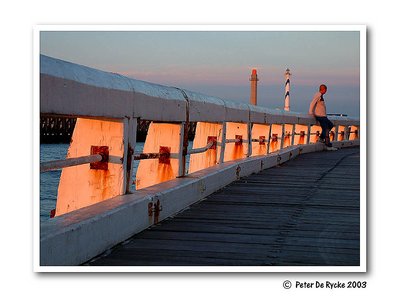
[284,68,291,111]
[249,69,259,105]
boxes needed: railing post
[178,122,187,177]
[122,117,137,194]
[334,125,339,142]
[218,122,226,164]
[291,124,296,146]
[267,124,272,154]
[247,122,252,157]
[280,124,285,150]
[306,124,311,144]
[345,126,350,140]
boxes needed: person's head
[319,84,327,95]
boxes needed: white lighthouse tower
[284,68,291,111]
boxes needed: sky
[40,30,360,117]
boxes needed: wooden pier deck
[87,147,360,266]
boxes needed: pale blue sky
[40,31,360,117]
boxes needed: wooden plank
[88,147,360,266]
[136,229,360,244]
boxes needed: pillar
[284,68,291,111]
[250,69,259,105]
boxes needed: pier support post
[280,124,286,150]
[122,117,137,194]
[178,122,187,177]
[334,125,339,142]
[291,124,296,146]
[247,122,252,157]
[306,124,311,144]
[266,124,272,154]
[218,122,226,164]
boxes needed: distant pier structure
[40,116,76,143]
[40,116,196,143]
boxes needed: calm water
[40,143,69,222]
[40,142,192,222]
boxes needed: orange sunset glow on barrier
[55,118,124,217]
[189,122,222,174]
[136,123,181,190]
[224,122,248,162]
[251,124,269,156]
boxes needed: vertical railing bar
[306,124,311,144]
[247,122,252,157]
[126,117,137,194]
[267,123,272,154]
[122,117,129,194]
[218,121,226,164]
[334,125,339,142]
[291,124,296,146]
[173,87,190,177]
[178,122,186,177]
[345,126,350,140]
[280,123,285,150]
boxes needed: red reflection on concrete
[299,131,305,144]
[330,131,335,142]
[259,136,266,145]
[55,118,124,217]
[293,125,308,145]
[284,135,291,148]
[257,136,267,155]
[271,134,278,152]
[283,124,293,148]
[251,124,269,157]
[270,124,283,152]
[136,123,180,190]
[349,126,359,140]
[157,163,175,183]
[256,142,267,155]
[309,125,322,144]
[189,122,222,174]
[159,146,171,165]
[207,136,217,150]
[232,138,244,160]
[235,135,243,145]
[224,122,247,162]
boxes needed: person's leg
[325,118,334,144]
[316,117,337,150]
[316,117,328,140]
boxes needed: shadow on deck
[86,147,360,266]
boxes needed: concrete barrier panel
[189,122,222,174]
[136,123,181,190]
[55,118,124,217]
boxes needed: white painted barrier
[41,55,359,126]
[39,55,360,266]
[40,140,359,266]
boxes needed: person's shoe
[318,137,325,144]
[325,139,338,150]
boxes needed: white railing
[39,54,360,266]
[40,54,359,188]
